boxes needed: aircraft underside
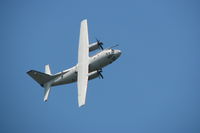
[51,53,117,86]
[27,19,121,107]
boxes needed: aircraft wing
[77,19,89,107]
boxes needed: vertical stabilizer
[43,83,51,102]
[44,65,52,102]
[45,64,51,75]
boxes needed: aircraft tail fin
[43,83,51,102]
[27,64,56,102]
[45,64,51,75]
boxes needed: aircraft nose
[115,50,121,57]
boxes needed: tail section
[27,64,55,102]
[27,70,53,87]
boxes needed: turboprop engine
[89,39,103,52]
[88,70,104,80]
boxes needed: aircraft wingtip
[81,19,87,23]
[79,104,85,108]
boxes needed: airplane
[27,19,121,107]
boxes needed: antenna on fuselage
[107,44,119,49]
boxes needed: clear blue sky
[0,0,199,133]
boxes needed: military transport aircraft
[27,19,121,107]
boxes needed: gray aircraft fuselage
[52,49,121,86]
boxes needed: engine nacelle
[89,40,103,52]
[89,42,99,52]
[88,70,100,80]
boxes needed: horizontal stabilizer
[27,70,56,86]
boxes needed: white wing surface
[77,19,89,107]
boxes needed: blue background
[0,0,199,133]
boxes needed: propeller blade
[96,38,104,50]
[99,72,104,79]
[98,69,104,79]
[99,44,104,50]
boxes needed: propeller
[96,38,104,50]
[98,69,104,79]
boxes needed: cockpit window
[111,49,114,54]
